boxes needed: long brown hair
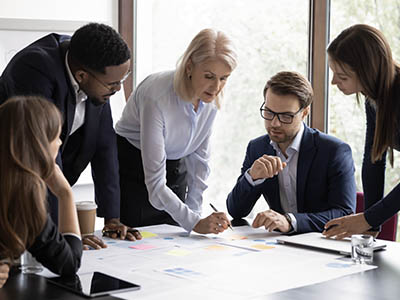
[0,96,62,260]
[328,24,400,165]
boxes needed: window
[135,0,309,215]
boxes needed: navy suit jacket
[227,125,356,233]
[0,33,120,221]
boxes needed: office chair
[356,192,398,241]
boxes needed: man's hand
[252,210,292,233]
[102,218,142,241]
[0,263,10,288]
[249,155,287,180]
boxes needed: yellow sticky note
[205,245,228,251]
[167,249,191,256]
[251,244,275,250]
[140,231,158,238]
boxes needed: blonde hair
[174,28,237,108]
[0,96,62,260]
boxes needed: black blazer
[0,34,120,221]
[227,125,356,233]
[29,216,82,276]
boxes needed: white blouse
[115,71,218,231]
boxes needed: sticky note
[229,235,247,240]
[129,244,156,250]
[251,244,275,250]
[140,231,158,238]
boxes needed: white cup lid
[75,201,97,210]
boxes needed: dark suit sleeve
[28,216,82,276]
[293,142,356,233]
[0,49,56,103]
[227,140,264,218]
[90,102,120,220]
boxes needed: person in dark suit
[226,71,356,233]
[0,23,141,249]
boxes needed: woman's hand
[193,212,231,234]
[0,263,10,288]
[44,164,73,201]
[323,213,371,239]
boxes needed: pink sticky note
[129,244,156,250]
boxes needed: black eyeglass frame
[259,102,303,124]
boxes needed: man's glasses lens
[260,103,298,124]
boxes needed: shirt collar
[65,51,88,102]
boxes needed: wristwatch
[284,213,294,233]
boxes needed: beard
[267,127,296,145]
[89,91,116,106]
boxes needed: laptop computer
[277,232,387,255]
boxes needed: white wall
[0,0,126,191]
[0,0,117,27]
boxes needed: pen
[102,228,140,237]
[209,203,233,231]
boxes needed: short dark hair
[69,23,131,73]
[263,71,313,109]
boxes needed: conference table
[2,221,400,300]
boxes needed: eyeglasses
[260,102,302,124]
[83,68,131,92]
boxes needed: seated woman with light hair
[116,28,238,234]
[0,96,82,288]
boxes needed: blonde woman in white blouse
[115,29,237,233]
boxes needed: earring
[189,75,192,80]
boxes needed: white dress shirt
[245,123,305,231]
[115,71,218,231]
[65,52,88,135]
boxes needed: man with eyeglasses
[226,71,356,233]
[0,23,142,249]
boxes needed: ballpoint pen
[102,228,140,237]
[209,203,234,231]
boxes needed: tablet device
[47,271,140,298]
[277,232,386,255]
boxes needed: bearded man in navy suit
[227,71,356,233]
[0,23,141,248]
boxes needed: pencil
[209,203,233,231]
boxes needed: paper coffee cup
[76,201,97,236]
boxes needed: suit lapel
[296,127,316,212]
[59,41,76,152]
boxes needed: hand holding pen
[209,203,234,231]
[192,203,233,234]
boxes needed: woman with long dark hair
[324,24,400,239]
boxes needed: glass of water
[20,251,43,274]
[351,234,374,264]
